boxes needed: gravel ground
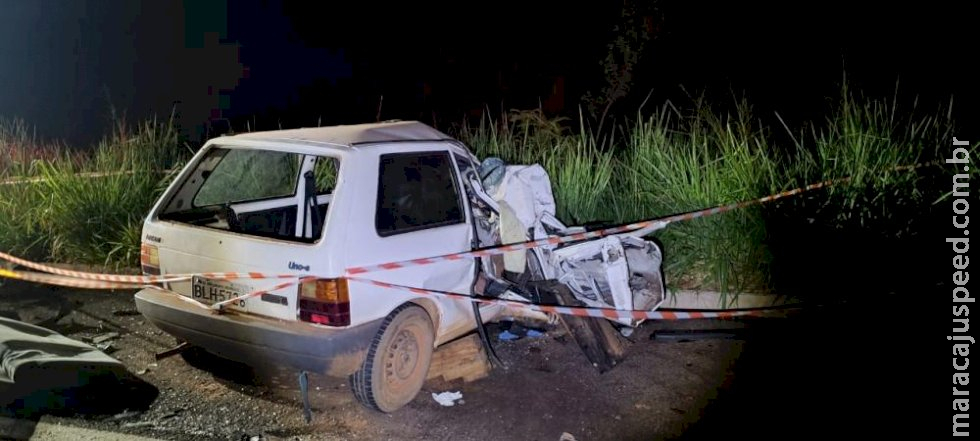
[1,278,926,440]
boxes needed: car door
[344,148,480,339]
[450,151,507,319]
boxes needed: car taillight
[298,278,350,326]
[140,243,160,275]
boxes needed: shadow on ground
[1,365,159,439]
[2,367,159,418]
[673,195,941,439]
[179,345,268,387]
[0,294,161,439]
[672,298,931,440]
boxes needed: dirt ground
[0,278,927,441]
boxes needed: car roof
[223,120,457,148]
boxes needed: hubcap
[386,329,419,383]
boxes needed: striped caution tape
[0,266,791,320]
[117,277,318,313]
[0,261,317,315]
[171,290,213,310]
[0,268,145,290]
[343,180,827,275]
[348,277,792,320]
[344,160,939,276]
[0,169,178,186]
[0,266,309,313]
[0,159,938,313]
[209,276,318,311]
[0,250,299,284]
[1,161,938,282]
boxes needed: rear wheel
[350,304,434,413]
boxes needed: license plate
[191,276,253,305]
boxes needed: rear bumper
[134,287,383,377]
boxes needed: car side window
[314,156,339,195]
[375,151,464,236]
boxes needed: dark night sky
[1,1,976,145]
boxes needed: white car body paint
[141,121,502,348]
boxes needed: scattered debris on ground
[0,281,756,440]
[431,391,464,407]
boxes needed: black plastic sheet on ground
[0,316,156,419]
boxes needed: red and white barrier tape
[0,169,178,186]
[0,268,145,290]
[344,179,833,275]
[0,267,309,313]
[209,276,318,310]
[347,277,790,320]
[0,160,935,320]
[1,161,937,282]
[0,266,790,320]
[0,250,298,284]
[344,161,937,276]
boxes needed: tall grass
[1,82,960,297]
[795,82,954,233]
[458,83,956,297]
[0,113,187,270]
[460,109,618,225]
[545,121,617,225]
[458,109,559,165]
[625,98,779,295]
[1,117,84,178]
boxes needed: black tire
[530,280,626,373]
[349,304,434,413]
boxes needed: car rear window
[193,149,300,207]
[158,146,339,243]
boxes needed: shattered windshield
[193,149,301,207]
[158,146,338,243]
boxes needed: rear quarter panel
[340,143,497,344]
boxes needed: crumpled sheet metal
[552,236,665,326]
[0,316,125,405]
[491,162,667,327]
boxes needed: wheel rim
[365,307,434,412]
[387,329,419,381]
[383,325,423,397]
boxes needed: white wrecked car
[134,121,665,413]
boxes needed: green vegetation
[0,83,968,298]
[0,113,187,271]
[460,85,960,296]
